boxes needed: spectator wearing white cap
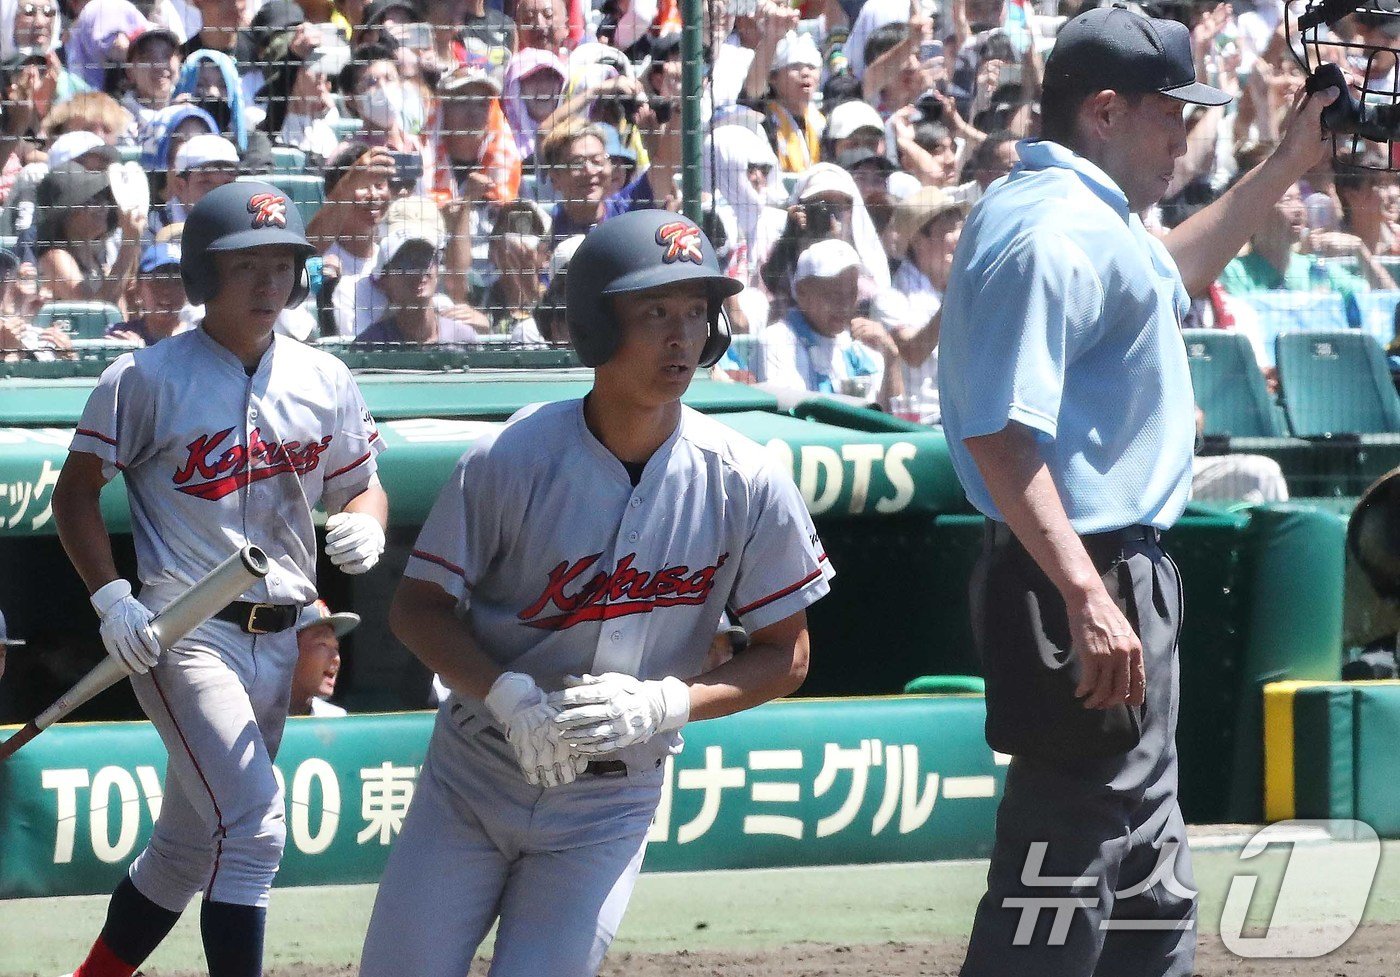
[760,238,903,409]
[290,600,358,718]
[147,131,238,240]
[355,225,482,345]
[47,129,118,170]
[823,100,888,164]
[871,186,969,424]
[747,29,824,174]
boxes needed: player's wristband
[656,675,691,733]
[90,579,133,617]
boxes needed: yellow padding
[1262,681,1330,822]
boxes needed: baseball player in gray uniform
[357,209,832,977]
[50,181,388,977]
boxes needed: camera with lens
[803,200,834,238]
[914,89,944,123]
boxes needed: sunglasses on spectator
[19,4,55,15]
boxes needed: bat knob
[241,545,271,579]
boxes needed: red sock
[72,936,138,977]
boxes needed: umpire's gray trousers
[960,528,1196,977]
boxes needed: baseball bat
[0,545,270,762]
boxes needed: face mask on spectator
[358,81,425,134]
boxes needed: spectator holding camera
[0,48,93,191]
[257,41,345,163]
[705,121,787,285]
[479,199,548,334]
[309,139,394,335]
[430,65,521,205]
[761,238,903,408]
[763,161,890,315]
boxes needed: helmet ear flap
[699,297,732,368]
[181,255,217,305]
[285,256,309,308]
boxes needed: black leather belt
[214,601,300,635]
[985,521,1161,547]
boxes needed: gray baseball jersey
[72,328,383,606]
[361,397,832,977]
[405,397,832,765]
[69,327,383,910]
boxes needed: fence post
[680,0,704,223]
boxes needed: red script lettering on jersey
[519,551,729,630]
[172,427,333,500]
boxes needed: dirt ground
[146,925,1399,977]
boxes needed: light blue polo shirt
[937,140,1196,534]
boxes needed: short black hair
[338,42,397,96]
[863,23,907,68]
[324,139,373,193]
[963,128,1018,180]
[912,119,952,154]
[1039,86,1141,148]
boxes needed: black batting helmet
[181,180,317,306]
[565,209,742,368]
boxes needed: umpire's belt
[984,520,1161,549]
[214,601,301,635]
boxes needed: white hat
[771,30,822,72]
[47,131,116,170]
[377,223,444,273]
[885,170,923,201]
[296,599,360,638]
[547,233,587,282]
[174,134,240,173]
[794,165,855,202]
[793,238,862,286]
[824,100,885,142]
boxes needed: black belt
[985,521,1161,547]
[214,601,300,635]
[584,760,629,777]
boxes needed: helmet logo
[656,221,703,264]
[247,192,289,229]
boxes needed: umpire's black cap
[1043,3,1231,106]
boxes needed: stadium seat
[1275,330,1400,436]
[238,174,325,226]
[270,146,307,173]
[329,118,366,141]
[32,301,123,341]
[1182,329,1285,438]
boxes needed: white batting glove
[324,511,385,575]
[550,673,691,754]
[91,579,161,675]
[485,672,586,788]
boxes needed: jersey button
[627,531,639,542]
[610,631,622,642]
[630,497,642,508]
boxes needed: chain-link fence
[3,0,1400,497]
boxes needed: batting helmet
[565,209,743,368]
[181,180,317,307]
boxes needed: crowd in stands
[0,0,1395,483]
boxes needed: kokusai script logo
[655,221,704,264]
[519,551,728,630]
[247,192,289,228]
[173,427,333,500]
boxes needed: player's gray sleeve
[728,460,833,634]
[71,354,157,480]
[320,367,386,514]
[404,446,503,611]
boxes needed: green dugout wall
[0,377,1354,828]
[0,697,1004,900]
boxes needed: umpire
[939,6,1339,976]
